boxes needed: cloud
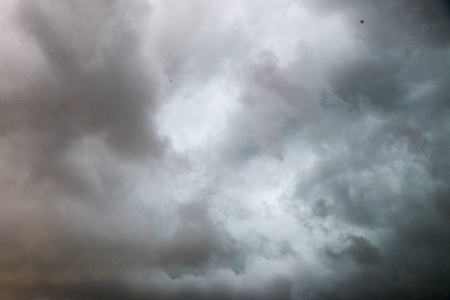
[325,235,382,265]
[0,0,449,299]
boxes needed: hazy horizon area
[0,1,449,299]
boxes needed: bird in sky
[360,19,365,24]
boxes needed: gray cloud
[0,0,449,299]
[311,199,332,219]
[325,235,382,265]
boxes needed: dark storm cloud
[311,199,332,219]
[14,0,166,160]
[224,50,322,163]
[305,0,450,47]
[0,0,235,299]
[1,0,450,299]
[225,1,450,299]
[0,0,169,217]
[155,200,240,272]
[308,0,450,110]
[324,235,381,265]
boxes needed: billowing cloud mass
[1,0,449,299]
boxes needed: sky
[0,0,449,299]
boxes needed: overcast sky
[1,1,449,299]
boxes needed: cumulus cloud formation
[0,0,449,299]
